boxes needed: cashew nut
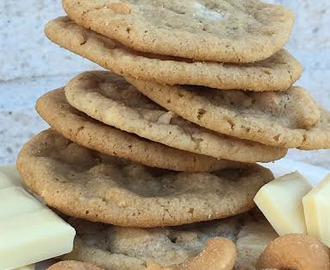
[256,233,330,270]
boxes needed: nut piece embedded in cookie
[106,2,133,14]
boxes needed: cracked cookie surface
[62,0,294,63]
[64,71,287,163]
[36,89,242,172]
[17,130,274,227]
[45,17,302,91]
[128,78,326,149]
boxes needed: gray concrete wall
[1,0,329,168]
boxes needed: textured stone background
[1,0,329,168]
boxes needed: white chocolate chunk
[0,186,44,219]
[303,174,330,247]
[254,172,312,236]
[0,167,76,270]
[193,2,227,21]
[0,209,75,270]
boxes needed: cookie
[36,89,240,172]
[61,211,277,270]
[62,0,294,63]
[47,261,103,270]
[299,109,330,150]
[128,78,324,149]
[45,17,302,92]
[64,71,287,163]
[17,129,274,227]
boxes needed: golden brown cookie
[299,109,330,150]
[64,71,287,163]
[45,17,302,92]
[127,78,326,149]
[36,88,241,172]
[62,0,294,63]
[17,130,274,227]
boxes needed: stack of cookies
[16,0,330,269]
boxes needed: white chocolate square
[254,172,312,236]
[303,174,330,247]
[0,167,76,270]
